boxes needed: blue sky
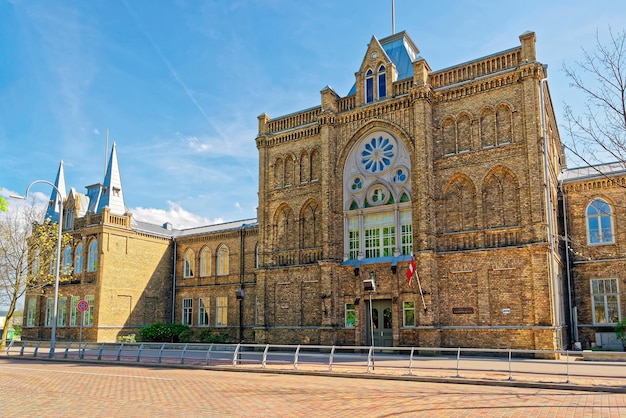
[1,0,625,228]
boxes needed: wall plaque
[452,307,474,314]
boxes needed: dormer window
[365,65,387,104]
[365,69,374,103]
[378,65,386,99]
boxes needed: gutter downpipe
[540,76,562,349]
[560,181,576,343]
[171,238,177,323]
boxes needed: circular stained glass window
[392,167,408,184]
[360,135,394,174]
[351,177,363,191]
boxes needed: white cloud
[93,128,100,135]
[130,200,220,229]
[186,136,212,153]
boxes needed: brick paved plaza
[1,358,625,417]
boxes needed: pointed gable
[97,142,126,215]
[44,160,67,223]
[349,31,421,98]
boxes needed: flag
[406,256,415,286]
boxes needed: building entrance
[366,299,393,347]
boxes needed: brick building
[21,29,624,351]
[562,164,626,350]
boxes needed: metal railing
[5,340,626,389]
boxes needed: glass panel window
[378,65,386,99]
[345,303,356,328]
[216,296,228,327]
[591,279,620,324]
[401,223,413,256]
[84,295,95,326]
[365,69,374,103]
[587,199,614,244]
[183,250,194,278]
[403,301,416,327]
[32,249,41,276]
[182,298,193,325]
[27,298,36,327]
[70,296,80,326]
[349,230,359,260]
[74,243,83,274]
[57,297,67,327]
[200,248,211,277]
[198,298,209,326]
[45,298,54,327]
[62,245,72,275]
[217,246,229,276]
[87,240,98,272]
[364,228,381,258]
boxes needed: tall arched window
[587,199,614,244]
[217,245,229,276]
[183,249,195,277]
[32,248,41,276]
[343,131,412,260]
[62,245,72,275]
[377,65,386,99]
[74,243,83,274]
[87,239,98,272]
[365,69,374,103]
[199,247,211,277]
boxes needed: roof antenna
[391,0,395,34]
[104,128,109,180]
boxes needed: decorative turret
[44,160,67,223]
[96,142,126,215]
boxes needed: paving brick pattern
[2,358,625,417]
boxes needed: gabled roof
[348,31,420,96]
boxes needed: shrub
[198,328,232,343]
[117,334,136,343]
[139,323,191,343]
[615,319,626,346]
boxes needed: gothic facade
[21,29,625,352]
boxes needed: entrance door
[366,299,393,347]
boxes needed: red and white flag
[406,256,415,286]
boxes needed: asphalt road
[1,358,625,417]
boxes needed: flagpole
[411,266,427,312]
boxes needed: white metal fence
[4,340,626,390]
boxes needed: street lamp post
[11,180,63,358]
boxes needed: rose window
[360,136,394,174]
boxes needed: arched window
[344,131,412,260]
[74,243,83,274]
[217,245,229,276]
[32,248,41,276]
[62,245,72,275]
[378,65,386,99]
[365,69,374,103]
[199,247,211,277]
[87,239,98,272]
[183,249,195,277]
[587,199,614,244]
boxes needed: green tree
[0,188,7,212]
[0,204,72,349]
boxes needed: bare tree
[0,204,72,349]
[562,28,626,167]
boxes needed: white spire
[97,142,126,215]
[44,160,66,223]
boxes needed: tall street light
[11,180,63,358]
